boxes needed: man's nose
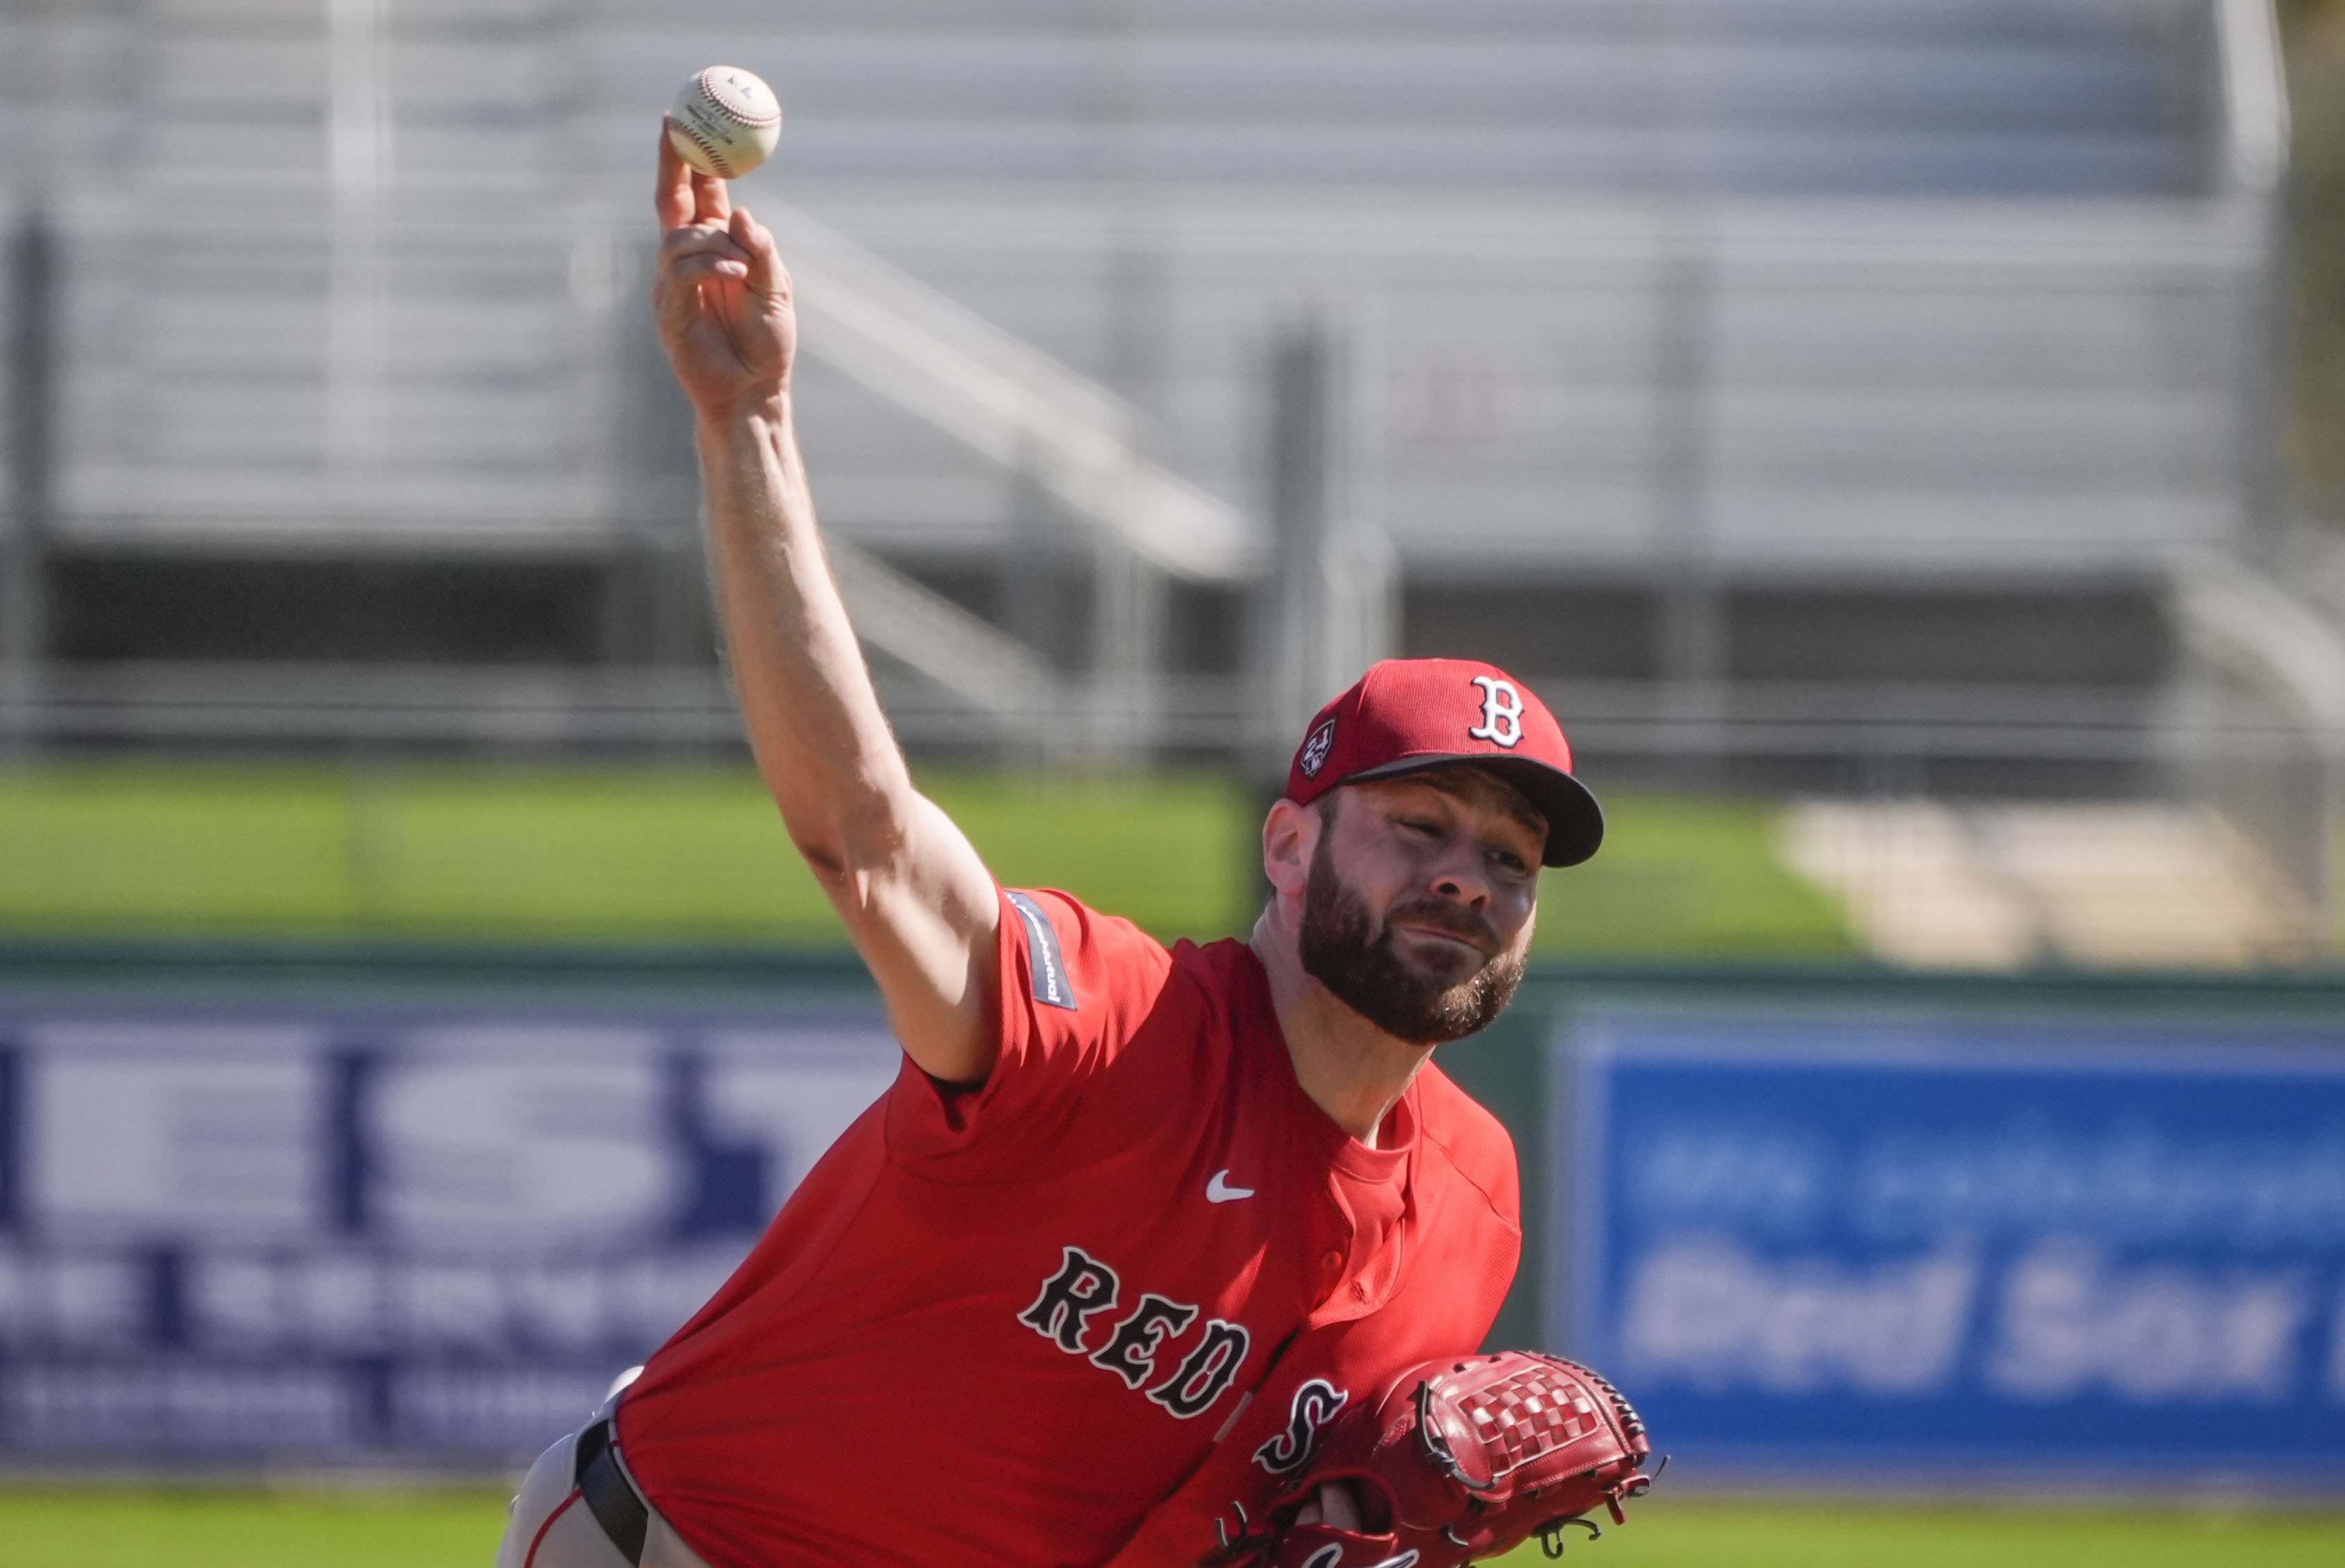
[1428,838,1493,907]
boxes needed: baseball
[667,65,783,180]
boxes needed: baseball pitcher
[495,127,1648,1568]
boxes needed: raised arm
[652,130,1002,1083]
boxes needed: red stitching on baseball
[698,67,780,127]
[673,120,735,179]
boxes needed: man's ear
[1261,796,1320,906]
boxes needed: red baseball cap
[1285,658,1604,867]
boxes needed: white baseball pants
[497,1403,713,1568]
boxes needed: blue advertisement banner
[1556,1013,2345,1476]
[0,1004,899,1456]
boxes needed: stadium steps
[0,1,2292,776]
[1781,798,2319,968]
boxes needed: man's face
[1296,769,1543,1045]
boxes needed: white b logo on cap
[1467,675,1524,748]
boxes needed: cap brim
[1344,753,1605,868]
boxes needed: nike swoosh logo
[1206,1169,1255,1203]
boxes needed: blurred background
[1,1,2343,1564]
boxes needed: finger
[655,119,694,232]
[655,279,707,346]
[655,263,734,338]
[659,225,756,270]
[666,254,752,286]
[691,164,733,227]
[730,207,787,298]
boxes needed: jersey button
[1319,1250,1344,1272]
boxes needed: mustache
[1379,898,1501,955]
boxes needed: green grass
[1529,793,1856,960]
[0,762,1853,957]
[0,763,1248,948]
[0,1486,510,1568]
[1492,1498,2345,1568]
[0,1488,2338,1568]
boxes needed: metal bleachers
[0,0,2296,762]
[3,1,2278,554]
[648,0,2265,582]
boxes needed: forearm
[651,149,998,1081]
[695,397,1002,1078]
[696,394,908,851]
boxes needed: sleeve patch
[1005,890,1079,1011]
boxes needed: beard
[1296,830,1528,1046]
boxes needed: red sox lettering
[1018,1245,1254,1419]
[1252,1376,1349,1476]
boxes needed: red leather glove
[1208,1352,1656,1568]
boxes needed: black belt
[574,1418,650,1565]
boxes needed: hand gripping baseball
[652,125,796,417]
[1211,1352,1656,1568]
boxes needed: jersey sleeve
[884,885,1175,1175]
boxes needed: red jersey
[618,887,1521,1568]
